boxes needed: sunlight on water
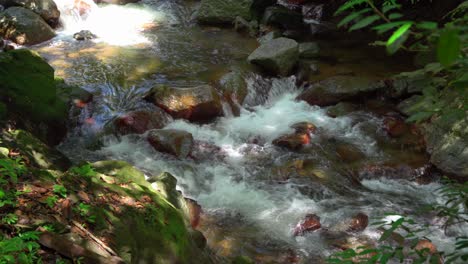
[55,0,163,45]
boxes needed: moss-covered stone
[196,0,254,24]
[0,49,68,144]
[0,129,70,170]
[91,160,148,187]
[0,49,67,122]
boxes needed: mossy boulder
[196,0,254,24]
[248,37,299,76]
[0,129,70,170]
[0,7,56,44]
[0,49,68,144]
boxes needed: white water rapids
[40,0,468,262]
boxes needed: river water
[31,0,467,262]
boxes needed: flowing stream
[31,0,467,262]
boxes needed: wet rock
[383,115,409,138]
[299,42,320,58]
[145,84,223,122]
[415,239,438,255]
[385,69,438,98]
[347,213,369,232]
[0,7,55,45]
[257,30,281,44]
[397,95,423,116]
[3,0,60,27]
[113,110,167,135]
[73,30,97,41]
[297,76,385,107]
[423,115,468,177]
[147,129,194,158]
[234,16,258,36]
[196,0,254,24]
[335,143,365,163]
[293,214,321,236]
[218,68,248,114]
[185,198,202,229]
[96,0,139,5]
[262,6,303,29]
[326,102,358,118]
[248,37,299,76]
[273,132,310,150]
[291,122,317,134]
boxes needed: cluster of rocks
[0,0,60,45]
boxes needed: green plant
[1,214,18,225]
[74,203,96,223]
[327,180,468,264]
[45,196,58,208]
[0,158,27,184]
[53,185,68,198]
[0,231,41,264]
[69,164,97,178]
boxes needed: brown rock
[145,84,223,122]
[336,143,365,163]
[273,133,311,150]
[347,213,369,232]
[415,239,437,255]
[291,122,317,134]
[147,129,194,158]
[383,115,409,138]
[113,110,167,135]
[293,214,321,236]
[185,198,202,229]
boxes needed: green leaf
[373,21,408,34]
[335,0,368,15]
[388,13,403,20]
[437,29,461,67]
[382,4,401,14]
[349,15,381,31]
[338,8,372,28]
[407,111,434,123]
[386,22,412,54]
[416,21,438,30]
[380,217,405,242]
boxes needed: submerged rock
[145,84,223,122]
[147,129,194,158]
[248,37,299,76]
[347,213,369,232]
[0,7,56,45]
[293,214,321,236]
[273,132,311,150]
[298,42,320,58]
[297,76,385,107]
[2,0,60,27]
[196,0,254,24]
[73,30,97,40]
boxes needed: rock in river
[145,84,223,122]
[147,129,194,158]
[248,37,299,76]
[2,0,61,27]
[297,76,385,107]
[196,0,254,24]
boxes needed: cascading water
[31,0,467,262]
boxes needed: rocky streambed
[1,0,467,263]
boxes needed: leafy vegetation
[335,0,467,123]
[327,180,468,263]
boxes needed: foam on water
[94,86,467,256]
[55,0,165,45]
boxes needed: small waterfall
[54,0,162,45]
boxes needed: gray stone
[299,42,320,58]
[3,0,60,26]
[248,37,299,76]
[262,5,303,29]
[147,129,194,158]
[0,7,55,45]
[257,30,281,44]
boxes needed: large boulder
[423,115,468,177]
[248,37,299,76]
[145,84,223,122]
[147,129,194,159]
[0,49,67,144]
[2,0,60,27]
[297,76,385,106]
[0,7,56,44]
[196,0,254,24]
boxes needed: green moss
[0,49,67,123]
[91,160,149,187]
[0,130,70,170]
